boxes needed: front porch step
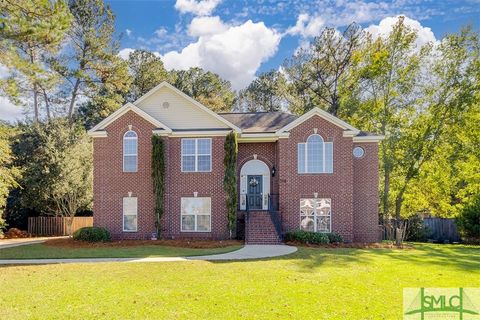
[245,211,282,245]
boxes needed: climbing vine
[152,135,166,238]
[223,131,238,238]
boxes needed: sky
[1,0,479,121]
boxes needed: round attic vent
[162,101,170,109]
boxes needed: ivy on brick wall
[152,135,165,238]
[223,131,238,238]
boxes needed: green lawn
[0,243,242,259]
[0,243,479,319]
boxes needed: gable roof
[275,107,360,135]
[134,81,241,132]
[219,112,298,133]
[88,102,172,135]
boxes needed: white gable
[136,85,231,130]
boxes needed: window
[123,197,138,232]
[300,198,331,232]
[181,138,212,172]
[181,197,211,232]
[298,134,333,173]
[123,131,138,172]
[353,146,365,158]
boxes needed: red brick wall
[353,143,380,242]
[93,110,156,239]
[277,115,355,242]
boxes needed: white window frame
[298,134,333,173]
[180,197,212,232]
[299,198,332,233]
[123,196,138,232]
[181,138,212,172]
[123,130,138,172]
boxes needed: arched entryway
[239,159,270,210]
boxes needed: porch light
[271,165,276,177]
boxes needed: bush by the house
[456,196,480,244]
[73,227,111,243]
[285,229,344,244]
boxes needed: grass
[0,243,243,259]
[0,243,479,319]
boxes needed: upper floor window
[298,134,333,173]
[182,138,212,172]
[123,131,138,172]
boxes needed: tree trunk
[43,89,51,121]
[394,187,407,246]
[33,84,39,122]
[68,79,80,119]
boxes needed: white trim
[180,197,212,232]
[123,130,138,172]
[298,134,333,174]
[237,132,288,143]
[89,131,108,137]
[353,135,385,142]
[181,138,212,172]
[240,160,270,210]
[88,103,172,136]
[134,82,241,133]
[276,107,360,135]
[299,198,332,233]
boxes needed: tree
[126,50,169,102]
[283,23,363,115]
[151,135,165,238]
[13,119,92,234]
[223,131,237,238]
[170,67,235,112]
[236,70,288,112]
[51,0,131,120]
[0,124,20,234]
[0,0,72,121]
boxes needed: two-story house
[88,82,383,243]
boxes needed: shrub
[456,196,480,243]
[285,229,344,244]
[73,227,110,243]
[405,215,431,242]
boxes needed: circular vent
[353,146,365,158]
[162,101,170,109]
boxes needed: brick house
[88,82,383,243]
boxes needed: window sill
[122,230,138,233]
[180,230,212,233]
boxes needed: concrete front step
[245,211,283,245]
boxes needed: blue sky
[1,0,479,121]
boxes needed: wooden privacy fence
[423,218,460,243]
[28,217,93,236]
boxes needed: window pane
[197,155,211,171]
[300,199,314,216]
[317,198,331,215]
[317,216,330,232]
[182,139,195,155]
[181,215,195,231]
[124,215,137,231]
[197,139,211,155]
[298,143,305,173]
[300,215,315,232]
[307,137,323,173]
[124,155,137,172]
[123,139,137,155]
[325,142,333,173]
[124,131,137,138]
[182,155,195,171]
[197,215,211,231]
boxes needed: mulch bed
[285,241,414,249]
[44,238,243,249]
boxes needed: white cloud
[365,16,437,47]
[154,27,168,38]
[125,29,132,37]
[0,97,23,122]
[118,48,135,60]
[161,19,281,89]
[287,13,325,37]
[175,0,222,16]
[188,16,227,37]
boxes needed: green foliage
[151,135,165,237]
[456,195,480,241]
[223,132,238,237]
[12,119,92,220]
[126,50,169,102]
[73,226,110,242]
[170,67,235,112]
[404,215,431,242]
[285,229,344,244]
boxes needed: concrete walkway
[0,245,297,265]
[0,237,67,249]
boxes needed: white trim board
[88,103,172,136]
[275,107,360,136]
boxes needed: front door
[247,175,263,210]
